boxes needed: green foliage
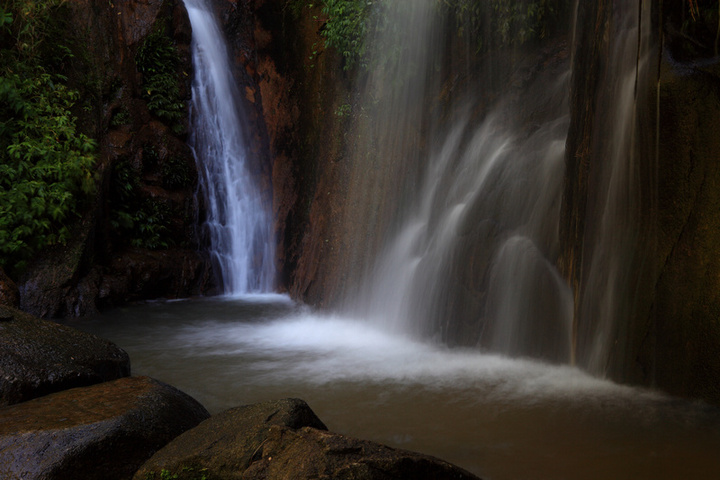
[110,160,172,250]
[136,24,185,133]
[292,0,565,72]
[286,0,378,70]
[1,10,12,30]
[441,0,565,52]
[0,0,96,274]
[162,155,192,190]
[110,107,131,127]
[320,0,374,70]
[143,467,209,480]
[335,103,352,117]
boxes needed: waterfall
[574,1,655,375]
[184,0,275,295]
[340,1,574,362]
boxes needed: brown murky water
[69,295,720,480]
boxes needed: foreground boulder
[0,376,210,480]
[0,305,130,406]
[135,398,480,480]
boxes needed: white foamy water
[71,296,720,480]
[174,311,635,399]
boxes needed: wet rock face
[0,268,18,308]
[0,376,210,480]
[0,306,130,406]
[562,1,720,405]
[649,58,720,404]
[134,398,481,480]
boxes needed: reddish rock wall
[210,0,351,304]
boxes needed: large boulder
[0,305,130,406]
[135,398,481,480]
[0,376,210,480]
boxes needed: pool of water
[67,295,720,480]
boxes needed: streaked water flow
[185,0,274,294]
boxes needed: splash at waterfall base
[68,296,720,480]
[247,1,720,405]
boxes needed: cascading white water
[342,1,574,362]
[185,0,275,295]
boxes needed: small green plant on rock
[110,159,172,250]
[110,107,131,127]
[162,155,193,190]
[319,0,375,70]
[136,24,186,134]
[334,102,352,117]
[143,467,210,480]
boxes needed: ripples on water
[68,295,720,480]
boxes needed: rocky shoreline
[0,305,481,480]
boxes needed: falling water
[575,1,655,376]
[341,1,574,362]
[184,0,275,294]
[67,6,720,478]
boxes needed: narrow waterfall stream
[185,0,274,294]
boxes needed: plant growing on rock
[136,23,186,134]
[292,0,566,72]
[0,0,96,276]
[110,159,173,250]
[441,0,567,52]
[319,0,375,70]
[162,155,193,190]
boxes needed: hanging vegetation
[289,0,568,72]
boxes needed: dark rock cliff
[562,1,720,405]
[10,0,214,317]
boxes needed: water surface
[69,295,720,480]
